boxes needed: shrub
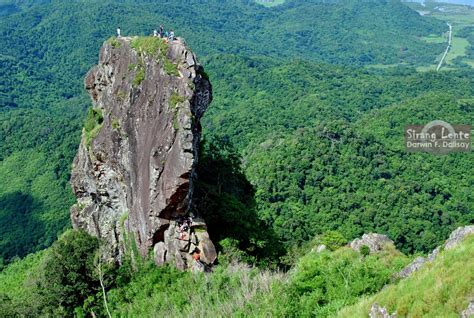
[84,107,103,147]
[170,92,186,108]
[284,247,409,317]
[111,118,120,129]
[106,36,121,49]
[130,36,167,58]
[36,230,100,315]
[132,66,145,87]
[320,231,347,251]
[130,36,179,76]
[164,58,179,76]
[360,245,370,257]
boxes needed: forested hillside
[0,0,470,263]
[203,55,474,253]
[0,0,473,316]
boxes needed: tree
[36,229,100,315]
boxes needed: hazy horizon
[407,0,474,6]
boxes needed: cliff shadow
[194,137,283,266]
[0,191,46,264]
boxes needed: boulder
[398,256,426,279]
[369,304,397,318]
[196,231,217,265]
[350,233,394,254]
[153,242,166,266]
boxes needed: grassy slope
[2,233,472,317]
[337,235,474,317]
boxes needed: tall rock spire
[70,36,216,270]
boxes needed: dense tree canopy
[0,0,471,262]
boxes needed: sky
[408,0,474,5]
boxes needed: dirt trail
[437,23,452,72]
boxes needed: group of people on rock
[153,25,175,41]
[115,25,176,41]
[175,216,206,270]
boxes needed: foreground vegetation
[0,229,407,317]
[1,228,472,317]
[338,235,474,318]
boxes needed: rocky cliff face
[70,36,216,270]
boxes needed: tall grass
[107,261,287,317]
[337,235,474,317]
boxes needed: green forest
[0,0,473,316]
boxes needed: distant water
[407,0,474,6]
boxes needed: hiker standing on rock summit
[117,27,121,37]
[159,25,164,38]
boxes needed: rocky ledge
[70,36,216,270]
[398,225,474,278]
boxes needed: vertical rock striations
[70,36,216,270]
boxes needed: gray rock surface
[461,301,474,318]
[313,244,327,253]
[399,225,474,278]
[398,256,426,279]
[350,233,394,253]
[444,226,474,250]
[369,303,397,318]
[70,36,216,269]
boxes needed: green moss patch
[84,107,103,147]
[106,36,121,49]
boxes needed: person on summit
[153,29,158,37]
[159,25,164,38]
[117,27,121,37]
[169,30,175,41]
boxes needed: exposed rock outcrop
[70,36,216,270]
[399,225,474,278]
[350,233,394,254]
[369,304,397,318]
[311,244,327,253]
[444,226,474,250]
[461,301,474,318]
[397,256,426,279]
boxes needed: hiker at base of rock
[117,27,121,37]
[178,229,187,241]
[193,249,201,262]
[176,216,192,240]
